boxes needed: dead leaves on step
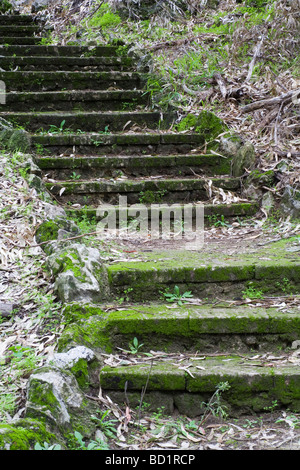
[97,347,300,450]
[203,178,248,205]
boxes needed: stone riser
[36,154,232,178]
[0,15,36,24]
[0,57,134,71]
[1,90,149,112]
[0,45,121,56]
[0,71,145,92]
[66,202,258,221]
[0,25,40,36]
[46,176,240,205]
[0,36,41,44]
[31,132,205,156]
[3,111,165,132]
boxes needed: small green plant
[200,381,231,424]
[207,214,231,228]
[116,287,133,304]
[98,125,111,135]
[91,410,118,438]
[34,442,62,450]
[276,277,294,296]
[45,120,72,134]
[88,3,121,29]
[70,171,81,180]
[139,190,167,204]
[39,36,53,46]
[263,400,278,413]
[69,431,109,450]
[128,337,144,354]
[0,0,13,13]
[162,285,193,306]
[276,413,300,429]
[242,284,264,299]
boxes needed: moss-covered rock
[0,117,31,153]
[35,218,80,255]
[25,366,99,436]
[0,418,59,450]
[46,243,110,303]
[176,111,228,148]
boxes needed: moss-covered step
[0,25,40,36]
[2,90,148,112]
[99,354,300,415]
[66,201,258,223]
[46,176,240,205]
[105,238,300,300]
[0,70,146,91]
[0,15,35,24]
[3,110,166,132]
[59,302,300,354]
[36,153,231,178]
[0,45,123,57]
[31,131,206,155]
[0,36,42,45]
[0,56,134,72]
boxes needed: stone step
[65,201,258,222]
[36,153,232,178]
[98,353,300,416]
[61,301,300,354]
[105,237,300,301]
[0,36,41,44]
[2,110,166,132]
[0,70,146,91]
[0,25,40,36]
[31,131,206,155]
[0,44,122,56]
[2,90,148,112]
[0,55,134,71]
[0,15,36,24]
[46,176,241,205]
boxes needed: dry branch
[245,34,265,82]
[241,90,299,113]
[213,72,227,99]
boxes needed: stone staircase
[1,13,300,418]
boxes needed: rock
[0,117,31,153]
[231,142,256,177]
[25,366,84,430]
[35,217,80,255]
[25,365,99,436]
[43,202,67,221]
[47,346,95,369]
[280,185,300,219]
[31,0,50,12]
[46,243,110,303]
[219,135,243,157]
[47,346,99,390]
[242,169,275,201]
[261,191,275,212]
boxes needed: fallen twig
[241,90,299,113]
[245,34,265,82]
